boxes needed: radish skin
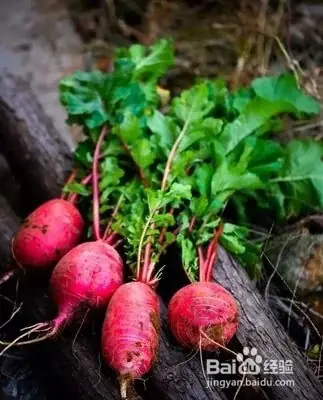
[48,240,124,332]
[12,199,84,269]
[101,281,159,391]
[168,282,238,351]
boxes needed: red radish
[102,281,159,396]
[12,199,84,269]
[46,240,123,334]
[168,226,239,351]
[100,120,192,399]
[0,126,123,350]
[0,170,94,286]
[168,282,238,350]
[101,223,161,399]
[0,197,84,287]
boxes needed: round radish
[168,281,238,350]
[12,199,84,269]
[101,281,159,395]
[47,240,124,333]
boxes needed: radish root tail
[0,319,63,356]
[119,376,136,400]
[0,269,16,286]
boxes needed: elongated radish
[102,281,159,397]
[101,101,192,399]
[168,226,239,351]
[0,126,124,350]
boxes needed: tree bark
[0,195,19,268]
[0,75,72,210]
[214,247,323,400]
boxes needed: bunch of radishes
[1,38,321,400]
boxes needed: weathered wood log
[0,194,19,268]
[214,247,323,400]
[0,154,21,213]
[0,75,72,210]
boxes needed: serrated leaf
[134,39,174,81]
[131,138,156,169]
[147,110,175,152]
[190,196,209,217]
[172,82,214,122]
[178,236,198,282]
[116,111,141,143]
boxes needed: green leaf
[232,88,253,112]
[220,223,262,278]
[133,39,174,81]
[178,236,198,282]
[60,70,108,129]
[131,138,156,169]
[63,182,91,196]
[190,196,209,217]
[211,159,262,201]
[147,110,176,152]
[100,158,125,189]
[194,164,214,197]
[163,182,192,208]
[172,82,214,122]
[252,74,320,115]
[201,118,223,136]
[165,232,176,244]
[116,111,141,143]
[220,74,320,155]
[247,138,284,178]
[178,125,207,152]
[74,140,93,167]
[146,188,161,212]
[220,97,289,154]
[273,139,323,217]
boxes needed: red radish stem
[92,126,106,241]
[168,225,239,351]
[0,126,124,349]
[60,169,76,200]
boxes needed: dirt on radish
[12,199,84,269]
